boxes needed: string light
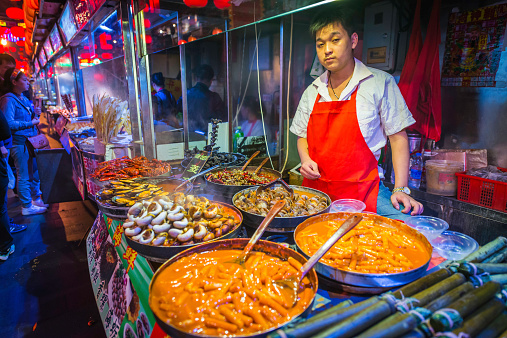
[1,39,7,46]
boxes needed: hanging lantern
[144,19,151,28]
[27,0,39,11]
[10,26,25,38]
[0,27,7,35]
[9,47,17,53]
[145,35,152,44]
[183,0,207,8]
[212,27,223,35]
[16,40,24,47]
[178,39,187,45]
[214,0,231,10]
[6,7,24,20]
[0,46,4,53]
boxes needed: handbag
[5,93,50,157]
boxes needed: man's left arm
[388,130,423,215]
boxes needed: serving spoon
[241,150,261,171]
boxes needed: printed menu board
[34,59,40,75]
[39,49,47,67]
[49,26,63,53]
[43,39,54,60]
[59,1,78,44]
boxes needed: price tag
[55,115,68,136]
[181,151,211,180]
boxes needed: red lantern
[0,27,7,35]
[178,40,187,45]
[16,40,24,47]
[6,7,24,20]
[144,19,151,28]
[214,0,231,9]
[183,0,207,8]
[0,46,4,53]
[188,35,196,42]
[212,27,223,35]
[10,26,25,38]
[9,47,16,53]
[102,53,113,59]
[145,35,152,44]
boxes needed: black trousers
[0,173,12,252]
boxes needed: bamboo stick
[429,281,502,332]
[424,282,474,313]
[482,246,507,263]
[462,237,507,263]
[472,263,507,274]
[410,273,466,308]
[355,312,420,338]
[491,274,507,285]
[392,269,452,299]
[451,298,505,337]
[475,311,507,338]
[397,328,427,338]
[312,298,397,338]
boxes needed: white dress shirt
[290,58,415,161]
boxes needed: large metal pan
[149,238,318,338]
[232,184,331,233]
[294,212,433,288]
[124,201,243,263]
[204,166,281,203]
[95,177,193,220]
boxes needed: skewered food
[124,194,241,247]
[234,187,328,217]
[150,250,314,336]
[206,168,276,185]
[92,156,171,181]
[92,94,131,143]
[296,217,430,274]
[96,179,168,207]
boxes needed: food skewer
[232,200,286,265]
[241,150,261,170]
[277,214,363,306]
[254,157,270,174]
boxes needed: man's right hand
[31,118,40,126]
[300,159,321,180]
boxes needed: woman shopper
[0,68,47,216]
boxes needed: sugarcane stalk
[476,311,507,338]
[491,274,507,285]
[267,300,357,338]
[483,246,507,263]
[355,312,420,338]
[429,281,502,332]
[312,297,397,338]
[462,236,507,263]
[392,269,452,299]
[424,282,474,313]
[451,298,506,337]
[409,273,466,308]
[472,263,507,274]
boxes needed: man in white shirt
[290,5,423,219]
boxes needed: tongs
[277,214,363,306]
[256,178,294,198]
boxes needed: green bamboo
[312,298,397,338]
[397,328,427,338]
[463,236,507,263]
[424,282,474,313]
[473,263,507,274]
[457,262,485,276]
[429,281,502,332]
[267,298,377,338]
[491,274,507,285]
[451,298,506,337]
[476,312,507,338]
[410,273,466,308]
[392,269,452,299]
[483,246,507,263]
[354,312,419,338]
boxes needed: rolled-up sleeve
[290,87,315,138]
[379,76,415,136]
[0,97,32,131]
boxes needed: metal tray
[294,212,433,287]
[124,201,243,263]
[233,184,331,233]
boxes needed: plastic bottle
[233,126,244,153]
[408,153,423,189]
[421,149,432,189]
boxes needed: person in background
[0,106,14,260]
[151,72,178,128]
[240,96,264,137]
[0,55,26,233]
[0,68,47,216]
[290,5,423,220]
[177,64,226,133]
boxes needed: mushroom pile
[123,193,241,247]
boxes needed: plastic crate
[456,167,507,212]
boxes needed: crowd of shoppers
[0,53,47,261]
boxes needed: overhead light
[113,40,117,43]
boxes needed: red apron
[302,88,380,212]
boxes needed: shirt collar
[312,58,373,100]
